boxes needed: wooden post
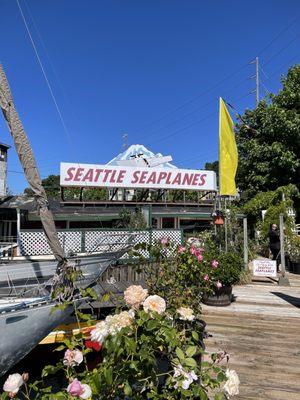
[243,217,248,270]
[278,213,290,286]
[16,207,21,256]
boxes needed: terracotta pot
[202,286,233,307]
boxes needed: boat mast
[0,64,66,267]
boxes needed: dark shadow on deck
[271,292,300,308]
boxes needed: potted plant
[286,234,300,274]
[201,252,243,307]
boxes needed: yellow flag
[219,98,238,196]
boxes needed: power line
[16,0,75,155]
[268,54,300,78]
[132,63,249,135]
[262,32,300,67]
[137,75,250,142]
[148,92,251,146]
[133,17,300,139]
[256,16,300,56]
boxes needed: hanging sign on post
[253,259,277,277]
[60,163,217,191]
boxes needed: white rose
[90,320,109,344]
[143,295,166,315]
[173,364,198,390]
[224,369,240,397]
[80,383,92,399]
[177,307,195,321]
[124,285,148,309]
[3,373,24,394]
[106,311,134,335]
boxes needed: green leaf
[184,357,197,367]
[186,345,197,357]
[193,385,209,399]
[103,368,113,385]
[54,344,66,352]
[124,381,132,396]
[146,319,158,331]
[214,392,226,400]
[217,371,227,382]
[192,331,199,341]
[102,293,111,302]
[175,347,185,360]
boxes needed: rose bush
[1,285,239,399]
[131,234,243,308]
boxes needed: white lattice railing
[18,229,183,258]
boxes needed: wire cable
[16,0,75,155]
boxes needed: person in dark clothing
[269,223,280,271]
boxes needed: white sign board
[60,163,217,191]
[253,259,277,277]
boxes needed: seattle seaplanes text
[60,163,217,191]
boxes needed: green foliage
[1,292,229,399]
[115,208,147,229]
[235,65,300,201]
[133,234,243,307]
[24,174,108,201]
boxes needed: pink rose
[197,254,203,262]
[204,274,209,281]
[178,246,186,253]
[216,281,222,289]
[211,260,219,269]
[63,349,83,367]
[190,247,197,255]
[160,237,169,246]
[67,379,84,397]
[67,379,92,399]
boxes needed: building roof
[0,142,11,149]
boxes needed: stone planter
[202,286,233,307]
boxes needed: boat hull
[0,299,74,376]
[0,250,127,297]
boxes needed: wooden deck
[203,273,300,400]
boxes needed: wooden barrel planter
[202,286,233,307]
[292,261,300,274]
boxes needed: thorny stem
[73,301,89,372]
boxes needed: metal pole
[279,214,285,274]
[256,57,259,107]
[278,213,290,286]
[243,217,248,270]
[224,198,228,252]
[16,207,21,256]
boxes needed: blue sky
[1,0,299,193]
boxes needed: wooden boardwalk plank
[203,273,300,400]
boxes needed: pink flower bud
[197,254,203,262]
[67,379,84,397]
[178,246,186,253]
[211,260,219,269]
[160,237,169,246]
[204,274,209,281]
[216,281,222,289]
